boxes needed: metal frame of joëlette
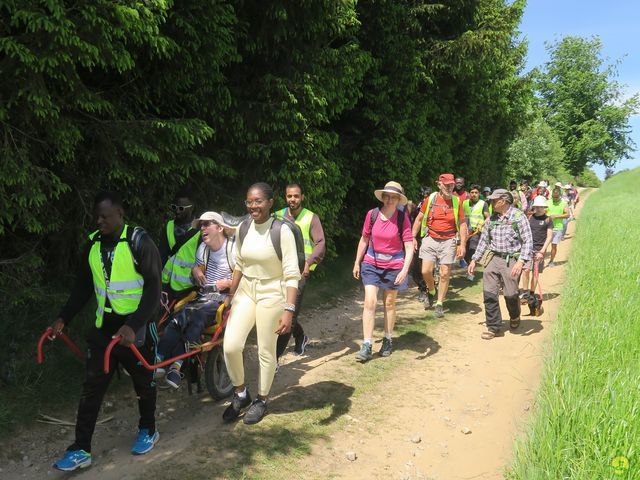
[37,303,229,375]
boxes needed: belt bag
[478,250,494,267]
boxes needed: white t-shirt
[195,239,235,285]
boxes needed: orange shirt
[419,193,466,239]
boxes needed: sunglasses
[200,220,219,228]
[170,204,192,213]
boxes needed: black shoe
[222,390,252,422]
[293,334,309,356]
[243,398,268,425]
[426,291,436,309]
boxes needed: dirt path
[1,193,588,480]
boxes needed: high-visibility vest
[166,220,176,250]
[162,229,200,292]
[463,199,486,231]
[88,225,144,328]
[278,207,317,271]
[420,193,460,238]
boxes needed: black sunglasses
[170,204,192,213]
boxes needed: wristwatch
[284,302,296,313]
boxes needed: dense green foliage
[537,36,639,176]
[508,167,640,479]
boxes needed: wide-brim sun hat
[538,181,547,188]
[531,196,548,208]
[374,181,408,205]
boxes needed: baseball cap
[439,173,455,185]
[192,211,229,229]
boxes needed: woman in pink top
[352,181,414,361]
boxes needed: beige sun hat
[374,181,408,205]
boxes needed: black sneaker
[243,398,268,425]
[434,304,444,318]
[379,337,392,357]
[222,390,252,422]
[293,334,309,356]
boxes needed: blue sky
[518,0,639,178]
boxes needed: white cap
[192,211,231,229]
[555,181,563,187]
[531,196,548,208]
[538,181,547,188]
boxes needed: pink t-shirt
[362,208,413,269]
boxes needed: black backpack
[237,217,306,273]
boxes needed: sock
[384,332,392,340]
[364,338,372,346]
[435,301,443,306]
[429,289,436,296]
[237,387,247,399]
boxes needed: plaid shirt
[472,206,533,262]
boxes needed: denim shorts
[360,261,408,290]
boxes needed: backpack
[237,217,306,273]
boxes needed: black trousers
[69,324,157,453]
[158,299,219,359]
[276,276,307,359]
[411,252,427,293]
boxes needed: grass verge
[507,169,640,479]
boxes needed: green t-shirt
[547,200,568,230]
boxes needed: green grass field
[508,168,640,479]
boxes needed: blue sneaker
[53,450,92,471]
[131,429,159,455]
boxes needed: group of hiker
[46,174,577,472]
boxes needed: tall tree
[537,36,639,176]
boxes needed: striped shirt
[195,239,235,285]
[472,207,533,262]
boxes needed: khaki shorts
[419,236,457,264]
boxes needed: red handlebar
[37,327,85,364]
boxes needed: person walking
[412,173,468,318]
[521,196,553,315]
[161,192,200,300]
[353,181,414,361]
[222,183,300,425]
[453,176,469,201]
[411,186,431,306]
[463,184,490,270]
[467,189,533,339]
[546,187,570,267]
[275,183,326,360]
[50,192,162,471]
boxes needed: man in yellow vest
[463,185,490,275]
[160,192,199,299]
[49,192,162,471]
[412,173,468,318]
[275,183,326,359]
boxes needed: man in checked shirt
[467,189,533,340]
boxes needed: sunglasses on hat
[170,204,192,213]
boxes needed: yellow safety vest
[279,207,317,271]
[162,230,200,292]
[463,199,486,231]
[88,225,144,328]
[420,193,460,237]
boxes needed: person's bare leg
[382,290,398,335]
[362,285,378,339]
[437,264,451,303]
[422,260,436,292]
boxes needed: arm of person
[121,232,162,345]
[304,214,326,275]
[395,211,415,284]
[192,242,207,287]
[456,202,467,258]
[468,226,490,276]
[353,236,368,280]
[52,245,94,336]
[275,224,301,334]
[538,227,554,259]
[411,211,424,239]
[512,214,534,277]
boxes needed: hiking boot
[131,429,159,455]
[243,398,268,425]
[293,334,309,356]
[222,389,252,422]
[379,337,392,357]
[355,343,372,362]
[434,304,444,318]
[165,367,182,389]
[426,291,436,309]
[417,291,426,304]
[53,450,92,471]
